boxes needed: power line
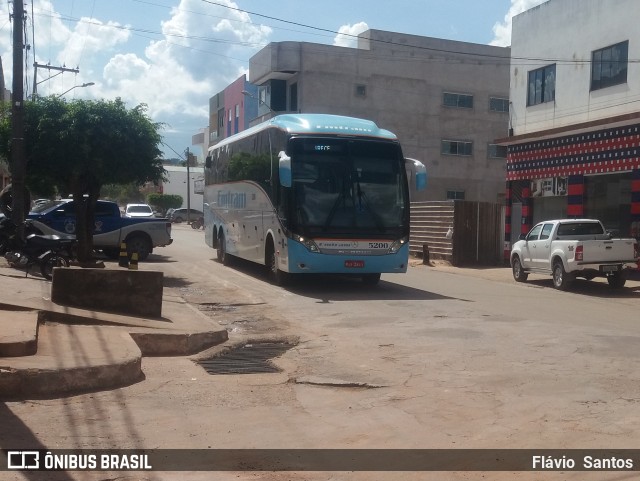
[31,3,640,67]
[197,0,640,65]
[133,0,334,42]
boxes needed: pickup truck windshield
[557,222,604,236]
[31,200,65,213]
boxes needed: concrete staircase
[0,311,143,397]
[0,269,228,400]
[410,201,454,261]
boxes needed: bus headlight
[294,234,320,252]
[388,237,408,254]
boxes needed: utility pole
[11,0,27,233]
[185,148,191,223]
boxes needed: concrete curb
[0,266,229,399]
[0,311,39,357]
[0,325,143,399]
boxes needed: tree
[100,182,146,205]
[148,193,183,216]
[0,97,166,263]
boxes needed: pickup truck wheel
[126,236,151,261]
[511,256,528,282]
[552,261,574,290]
[607,271,627,289]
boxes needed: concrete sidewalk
[0,263,228,399]
[413,257,640,287]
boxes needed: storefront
[503,121,640,259]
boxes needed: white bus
[204,113,426,285]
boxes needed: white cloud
[57,18,131,69]
[0,0,274,155]
[158,0,271,82]
[490,0,546,47]
[333,22,369,48]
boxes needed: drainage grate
[197,342,294,375]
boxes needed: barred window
[443,92,473,109]
[488,144,508,158]
[446,190,465,200]
[442,140,473,156]
[489,97,509,112]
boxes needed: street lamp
[57,82,95,98]
[242,90,273,113]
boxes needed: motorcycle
[191,216,204,229]
[1,219,77,280]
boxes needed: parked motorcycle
[191,216,204,230]
[1,220,76,280]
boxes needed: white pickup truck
[510,219,639,290]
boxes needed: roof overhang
[496,112,640,146]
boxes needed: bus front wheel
[266,240,287,286]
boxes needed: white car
[124,203,154,218]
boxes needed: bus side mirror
[278,151,292,187]
[405,158,426,191]
[205,155,212,169]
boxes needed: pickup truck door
[531,222,555,269]
[92,202,124,247]
[521,224,543,266]
[36,201,78,235]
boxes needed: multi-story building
[499,0,640,256]
[212,30,511,203]
[208,74,258,147]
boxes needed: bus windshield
[289,137,407,235]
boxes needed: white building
[161,165,205,210]
[498,0,640,256]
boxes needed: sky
[0,0,545,160]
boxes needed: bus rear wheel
[217,231,231,266]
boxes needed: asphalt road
[4,224,640,481]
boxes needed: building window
[441,140,473,156]
[527,64,555,106]
[447,190,465,200]
[489,97,509,112]
[355,84,366,97]
[488,143,508,158]
[443,92,473,109]
[591,41,628,91]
